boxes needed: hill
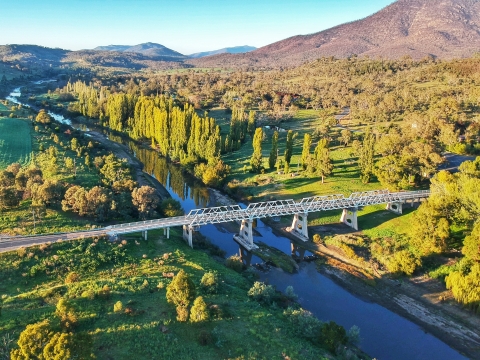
[93,42,186,59]
[189,45,256,58]
[189,0,480,68]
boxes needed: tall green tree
[301,133,312,170]
[250,127,264,173]
[269,131,279,170]
[247,110,256,139]
[359,129,375,183]
[284,130,295,165]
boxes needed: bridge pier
[142,231,148,240]
[163,227,170,239]
[291,242,306,261]
[340,208,358,230]
[233,219,258,250]
[183,225,193,248]
[287,213,309,241]
[386,201,403,215]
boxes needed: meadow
[0,117,33,169]
[0,231,337,360]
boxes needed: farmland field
[0,117,32,169]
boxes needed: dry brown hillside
[188,0,480,68]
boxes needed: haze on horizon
[1,0,395,54]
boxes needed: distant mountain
[0,44,68,66]
[189,0,480,68]
[93,42,185,59]
[189,46,256,58]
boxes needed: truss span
[104,189,429,235]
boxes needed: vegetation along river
[6,85,468,360]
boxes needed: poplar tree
[247,110,256,139]
[301,133,312,170]
[284,130,295,164]
[269,131,279,170]
[250,127,264,173]
[359,129,375,183]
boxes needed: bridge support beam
[340,208,358,230]
[386,201,403,215]
[142,231,148,240]
[287,213,309,241]
[233,219,258,250]
[163,227,170,239]
[183,225,193,248]
[291,242,306,261]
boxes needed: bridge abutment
[183,225,193,248]
[287,213,309,241]
[233,219,258,250]
[340,208,358,230]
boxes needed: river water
[5,86,468,360]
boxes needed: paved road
[0,230,107,253]
[439,152,476,173]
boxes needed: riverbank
[207,189,480,359]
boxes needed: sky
[0,0,395,54]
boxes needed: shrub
[190,296,209,323]
[160,198,184,217]
[225,255,244,272]
[320,321,348,353]
[55,299,78,330]
[312,234,322,244]
[386,250,421,276]
[200,272,218,293]
[347,325,361,345]
[176,306,189,322]
[248,282,276,305]
[284,308,322,340]
[113,301,123,313]
[285,286,298,300]
[166,270,196,308]
[65,272,80,284]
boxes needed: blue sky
[0,0,395,54]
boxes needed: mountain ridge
[188,46,257,58]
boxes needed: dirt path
[86,131,171,200]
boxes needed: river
[4,85,468,360]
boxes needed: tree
[166,270,196,309]
[359,130,375,183]
[189,296,209,323]
[0,187,20,210]
[247,110,256,139]
[55,298,77,330]
[340,129,353,147]
[132,186,160,220]
[35,109,51,124]
[250,127,264,173]
[43,332,95,360]
[315,146,333,184]
[160,198,183,217]
[301,134,312,170]
[268,131,279,170]
[462,221,480,262]
[284,130,295,164]
[10,320,53,360]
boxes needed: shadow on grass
[359,207,416,231]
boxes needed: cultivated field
[0,117,32,169]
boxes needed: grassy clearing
[0,232,333,359]
[0,117,33,169]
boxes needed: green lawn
[0,117,33,169]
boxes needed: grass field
[0,117,33,169]
[0,232,335,359]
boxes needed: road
[439,152,476,173]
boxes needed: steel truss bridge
[0,190,429,253]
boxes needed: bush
[225,255,244,272]
[65,272,80,284]
[176,306,189,322]
[285,286,298,300]
[160,198,184,217]
[190,296,209,323]
[166,270,196,307]
[200,272,218,293]
[113,301,123,313]
[284,308,322,340]
[320,321,348,353]
[55,299,78,330]
[248,281,276,305]
[386,250,421,276]
[313,234,322,244]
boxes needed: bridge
[0,189,429,253]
